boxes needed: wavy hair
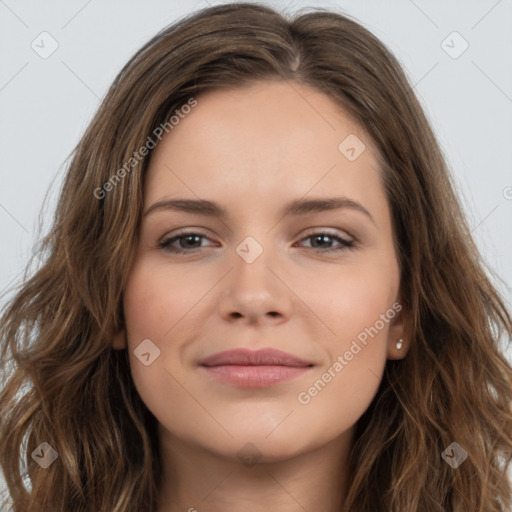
[1,3,511,511]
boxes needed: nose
[217,239,293,326]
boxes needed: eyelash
[158,230,355,254]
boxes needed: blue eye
[158,231,354,254]
[297,232,354,253]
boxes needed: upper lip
[198,348,314,367]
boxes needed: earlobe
[388,337,407,359]
[386,300,410,359]
[112,329,127,350]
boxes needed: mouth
[198,348,314,388]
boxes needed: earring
[395,338,403,350]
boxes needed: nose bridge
[232,233,276,292]
[217,232,290,321]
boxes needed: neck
[156,426,354,512]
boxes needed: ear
[112,329,127,350]
[386,299,410,360]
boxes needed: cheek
[121,259,227,418]
[293,251,398,409]
[121,261,189,405]
[123,260,203,340]
[295,355,383,445]
[293,266,396,437]
[297,250,399,346]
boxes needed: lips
[198,348,314,388]
[198,348,313,367]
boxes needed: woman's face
[114,80,407,463]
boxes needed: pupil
[313,235,330,247]
[184,235,200,247]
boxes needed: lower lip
[201,365,312,387]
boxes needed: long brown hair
[1,3,511,511]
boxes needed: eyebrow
[144,196,375,225]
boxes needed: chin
[210,427,316,464]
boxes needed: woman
[1,3,511,511]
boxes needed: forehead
[144,80,384,215]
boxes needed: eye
[158,231,214,254]
[296,231,355,253]
[158,230,355,255]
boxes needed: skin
[113,80,409,512]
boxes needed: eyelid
[159,227,354,244]
[158,228,217,248]
[299,227,354,241]
[159,227,213,242]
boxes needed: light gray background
[1,0,511,500]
